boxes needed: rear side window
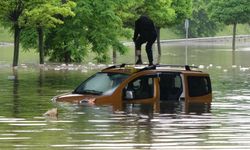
[188,76,211,97]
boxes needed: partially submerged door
[122,75,159,104]
[159,73,183,101]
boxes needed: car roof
[101,64,208,75]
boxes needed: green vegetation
[217,24,250,36]
[143,0,192,54]
[0,0,250,66]
[20,0,76,65]
[0,0,76,66]
[174,0,221,38]
[0,0,192,66]
[209,0,250,51]
[1,24,250,42]
[0,26,12,42]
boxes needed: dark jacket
[133,15,157,41]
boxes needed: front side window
[188,76,211,97]
[123,76,154,100]
[74,72,128,95]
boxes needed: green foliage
[20,28,37,50]
[136,0,176,28]
[19,0,76,51]
[216,24,250,36]
[0,0,28,66]
[18,0,76,64]
[45,0,133,63]
[0,26,12,42]
[171,0,192,25]
[0,0,199,64]
[134,0,192,28]
[174,0,222,38]
[209,0,250,50]
[20,0,76,28]
[0,0,25,27]
[209,0,250,25]
[115,0,142,28]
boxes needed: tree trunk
[37,27,44,64]
[156,27,161,56]
[113,49,117,64]
[64,49,71,64]
[232,23,237,51]
[13,24,21,67]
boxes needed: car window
[159,73,182,101]
[188,76,211,97]
[123,76,154,100]
[74,72,128,95]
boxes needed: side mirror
[125,90,134,100]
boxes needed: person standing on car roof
[133,15,157,66]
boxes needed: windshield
[73,72,129,95]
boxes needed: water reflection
[12,68,19,117]
[232,50,236,66]
[121,102,211,115]
[38,67,45,95]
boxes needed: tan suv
[52,64,212,110]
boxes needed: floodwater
[1,40,250,149]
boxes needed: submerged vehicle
[52,64,212,111]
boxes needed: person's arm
[133,20,139,42]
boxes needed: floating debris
[216,66,222,69]
[198,65,205,69]
[239,67,249,72]
[43,108,58,117]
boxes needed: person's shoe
[136,59,142,65]
[148,62,154,66]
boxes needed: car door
[122,75,159,104]
[159,72,183,101]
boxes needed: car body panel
[52,64,212,110]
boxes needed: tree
[112,0,143,63]
[0,0,26,67]
[135,0,192,57]
[45,0,133,63]
[20,0,75,64]
[209,0,250,51]
[174,0,221,38]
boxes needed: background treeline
[0,0,250,66]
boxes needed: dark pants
[135,35,156,64]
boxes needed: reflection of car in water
[52,64,212,111]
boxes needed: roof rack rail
[137,65,156,72]
[155,64,198,70]
[102,63,198,72]
[136,64,198,72]
[102,63,134,71]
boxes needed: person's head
[140,14,149,19]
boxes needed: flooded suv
[52,64,212,110]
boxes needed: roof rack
[102,63,135,71]
[102,63,198,72]
[137,64,198,72]
[155,64,198,70]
